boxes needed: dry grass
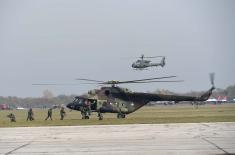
[0,104,235,127]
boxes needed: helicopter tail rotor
[198,73,216,101]
[160,57,166,67]
[140,54,144,60]
[209,72,215,88]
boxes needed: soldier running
[85,100,91,116]
[60,107,66,120]
[27,108,34,121]
[45,108,53,120]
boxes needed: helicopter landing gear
[117,113,125,119]
[98,112,103,120]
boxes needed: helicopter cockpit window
[73,98,79,102]
[73,98,85,105]
[78,99,84,104]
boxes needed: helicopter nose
[66,103,74,109]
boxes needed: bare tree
[42,89,54,99]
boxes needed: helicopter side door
[87,99,97,111]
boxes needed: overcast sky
[1,0,235,97]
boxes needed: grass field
[1,104,235,127]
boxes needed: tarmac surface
[0,123,235,155]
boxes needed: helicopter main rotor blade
[34,76,180,86]
[123,80,184,84]
[117,76,177,84]
[122,56,164,59]
[144,56,164,58]
[90,76,178,85]
[75,78,104,83]
[32,83,79,86]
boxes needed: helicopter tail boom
[198,86,215,101]
[119,83,215,103]
[149,57,165,68]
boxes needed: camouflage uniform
[27,108,34,121]
[81,100,91,119]
[60,107,66,120]
[45,108,53,120]
[80,106,86,119]
[87,101,91,116]
[7,113,16,122]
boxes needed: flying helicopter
[65,74,215,120]
[131,54,166,70]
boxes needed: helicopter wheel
[117,113,121,119]
[98,112,103,120]
[81,112,87,119]
[117,113,125,119]
[99,115,103,120]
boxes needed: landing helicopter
[131,54,166,70]
[66,74,215,120]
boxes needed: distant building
[206,98,217,102]
[217,96,228,103]
[206,98,217,104]
[16,107,25,110]
[206,96,228,104]
[0,104,8,110]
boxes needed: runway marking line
[5,141,32,155]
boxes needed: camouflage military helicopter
[66,74,215,120]
[131,54,166,70]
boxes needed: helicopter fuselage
[66,87,147,115]
[131,57,165,69]
[66,85,214,120]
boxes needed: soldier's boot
[81,112,86,119]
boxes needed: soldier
[45,108,53,120]
[86,100,91,116]
[27,108,34,121]
[80,106,85,119]
[60,107,66,120]
[7,113,16,122]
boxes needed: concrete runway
[0,123,235,155]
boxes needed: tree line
[0,85,235,108]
